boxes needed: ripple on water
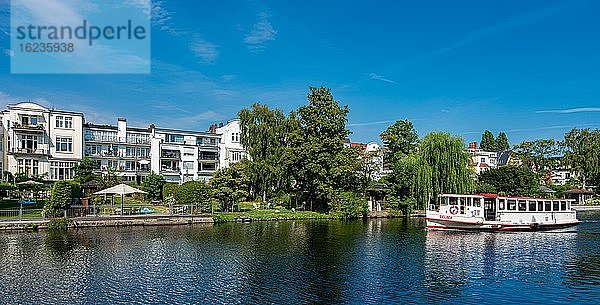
[0,217,599,304]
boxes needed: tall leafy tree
[141,172,166,200]
[239,103,294,200]
[563,128,600,188]
[480,130,497,151]
[513,139,560,178]
[479,166,540,196]
[209,160,251,212]
[73,157,99,183]
[380,119,418,157]
[415,132,475,208]
[496,132,510,151]
[289,86,352,211]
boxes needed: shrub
[331,191,368,219]
[163,183,180,201]
[47,217,70,231]
[45,181,79,218]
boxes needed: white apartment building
[152,127,220,183]
[551,168,576,186]
[215,119,248,169]
[84,118,152,184]
[0,102,248,184]
[1,102,84,181]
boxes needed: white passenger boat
[426,193,580,231]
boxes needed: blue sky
[1,0,599,145]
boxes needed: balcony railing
[198,155,218,160]
[8,147,49,155]
[12,123,45,132]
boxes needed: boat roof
[440,193,574,201]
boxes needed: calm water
[1,212,599,304]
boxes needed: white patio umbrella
[94,184,147,215]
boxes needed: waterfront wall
[0,215,214,231]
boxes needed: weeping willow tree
[413,132,475,209]
[238,103,295,201]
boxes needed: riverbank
[0,214,214,231]
[0,209,418,230]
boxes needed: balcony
[198,153,218,160]
[12,123,45,133]
[161,150,180,159]
[8,147,49,155]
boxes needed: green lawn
[214,208,331,223]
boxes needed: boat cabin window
[567,201,571,210]
[518,200,527,211]
[466,198,472,207]
[507,199,517,211]
[449,197,458,206]
[561,201,567,211]
[460,197,466,214]
[498,199,505,210]
[553,201,559,211]
[544,201,552,211]
[474,198,481,207]
[537,201,544,212]
[528,201,537,211]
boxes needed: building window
[55,115,63,128]
[50,161,75,180]
[231,151,242,162]
[22,116,38,126]
[183,161,194,171]
[21,135,38,151]
[481,157,486,163]
[18,159,40,176]
[231,132,240,143]
[56,137,73,152]
[165,134,184,143]
[64,117,73,128]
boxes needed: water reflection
[0,216,598,304]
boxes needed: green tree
[563,128,600,188]
[162,183,180,201]
[480,130,497,151]
[415,132,475,209]
[288,86,352,211]
[178,181,211,213]
[330,191,368,219]
[380,119,418,157]
[513,139,560,178]
[72,157,98,183]
[142,172,166,201]
[496,132,510,151]
[45,181,79,218]
[239,103,295,201]
[479,166,540,196]
[209,160,251,212]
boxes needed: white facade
[84,119,152,184]
[551,168,576,186]
[468,148,498,174]
[215,119,248,169]
[364,142,389,181]
[153,128,220,183]
[1,102,84,181]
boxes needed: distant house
[467,142,499,174]
[550,168,576,186]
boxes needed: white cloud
[190,37,219,64]
[0,91,51,108]
[3,49,14,57]
[535,107,600,114]
[244,12,277,51]
[369,73,397,85]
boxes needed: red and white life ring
[449,205,459,215]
